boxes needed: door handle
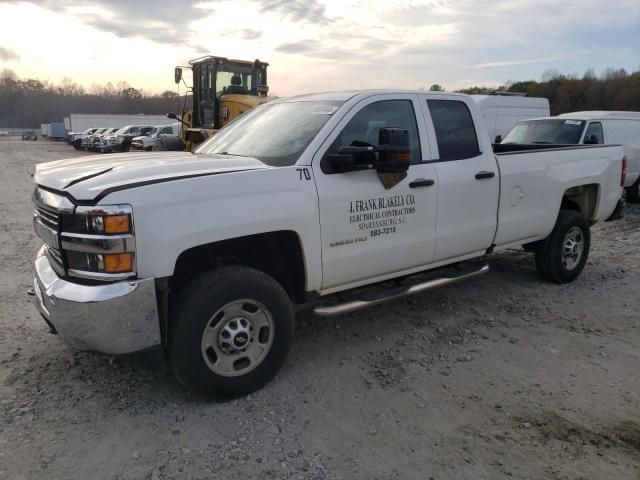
[409,179,435,188]
[475,171,495,180]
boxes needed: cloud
[0,46,20,61]
[473,55,583,69]
[275,41,315,54]
[240,28,262,40]
[1,0,638,95]
[1,0,202,46]
[83,16,183,45]
[258,0,330,24]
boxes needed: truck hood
[34,151,270,202]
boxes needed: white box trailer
[41,123,49,136]
[471,94,550,143]
[63,117,71,131]
[67,114,175,133]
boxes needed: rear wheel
[169,266,294,398]
[626,180,640,203]
[534,209,590,284]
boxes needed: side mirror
[323,127,411,174]
[174,67,182,84]
[166,112,178,120]
[376,127,411,174]
[494,134,502,144]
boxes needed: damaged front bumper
[33,246,161,355]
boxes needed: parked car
[131,124,180,151]
[501,111,640,202]
[82,128,109,151]
[22,131,38,141]
[99,125,154,153]
[471,93,550,143]
[70,128,98,150]
[87,127,119,151]
[31,90,624,397]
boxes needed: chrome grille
[32,188,72,276]
[34,205,60,230]
[45,245,65,276]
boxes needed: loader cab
[188,56,269,130]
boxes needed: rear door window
[583,122,604,144]
[427,100,480,161]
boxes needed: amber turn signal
[103,215,130,234]
[103,253,133,273]
[396,151,411,162]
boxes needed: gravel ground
[0,137,639,480]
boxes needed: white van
[471,94,550,143]
[502,111,640,202]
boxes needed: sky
[0,0,638,96]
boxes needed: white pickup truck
[31,90,625,398]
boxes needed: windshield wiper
[214,152,248,157]
[531,141,552,144]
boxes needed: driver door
[312,94,439,292]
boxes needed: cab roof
[277,89,467,103]
[557,111,640,120]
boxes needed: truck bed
[492,143,620,154]
[491,143,624,250]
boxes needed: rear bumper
[33,246,161,355]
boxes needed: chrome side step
[313,263,489,317]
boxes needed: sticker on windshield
[564,120,582,125]
[303,104,339,115]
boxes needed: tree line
[1,67,639,128]
[450,68,640,115]
[0,68,188,128]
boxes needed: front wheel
[169,266,294,398]
[534,209,590,284]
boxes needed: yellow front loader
[157,56,270,151]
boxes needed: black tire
[153,134,185,151]
[625,180,640,203]
[73,139,82,150]
[169,266,294,399]
[534,209,590,284]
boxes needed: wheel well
[171,231,307,304]
[561,184,599,221]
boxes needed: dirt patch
[524,412,640,457]
[1,137,639,480]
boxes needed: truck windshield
[502,119,586,144]
[195,101,343,166]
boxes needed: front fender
[101,166,322,292]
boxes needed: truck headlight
[60,205,136,280]
[62,209,131,235]
[66,251,134,274]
